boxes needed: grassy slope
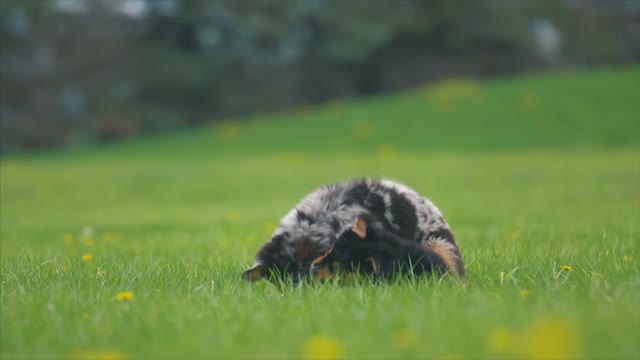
[1,67,639,359]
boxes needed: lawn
[1,67,639,359]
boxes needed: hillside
[1,67,639,359]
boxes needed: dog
[242,178,465,284]
[310,217,463,280]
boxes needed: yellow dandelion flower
[488,327,513,354]
[301,335,345,360]
[376,144,399,161]
[82,312,90,320]
[243,236,255,246]
[523,318,580,359]
[116,291,134,301]
[561,265,572,271]
[66,350,129,360]
[283,152,306,166]
[218,123,239,142]
[97,351,129,360]
[623,255,631,263]
[521,91,541,110]
[101,233,115,243]
[64,234,74,244]
[82,254,92,261]
[264,222,276,235]
[520,289,530,298]
[427,79,479,107]
[391,328,417,350]
[351,121,373,140]
[226,210,241,223]
[218,238,230,249]
[83,237,94,247]
[440,356,463,360]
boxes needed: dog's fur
[311,217,463,279]
[242,178,465,284]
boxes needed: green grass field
[1,67,639,360]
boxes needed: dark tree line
[1,0,638,153]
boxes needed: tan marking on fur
[316,267,328,279]
[315,267,336,281]
[311,255,326,266]
[366,256,379,274]
[311,246,333,266]
[425,239,461,276]
[352,218,367,239]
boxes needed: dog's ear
[351,217,367,239]
[242,262,268,282]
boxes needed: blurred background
[1,3,639,358]
[1,0,639,154]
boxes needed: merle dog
[310,217,463,280]
[242,178,465,284]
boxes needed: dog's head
[242,233,327,284]
[242,210,340,285]
[309,217,380,280]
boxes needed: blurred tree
[1,0,637,153]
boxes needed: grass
[1,67,639,359]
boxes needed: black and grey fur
[310,217,461,280]
[242,178,465,283]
